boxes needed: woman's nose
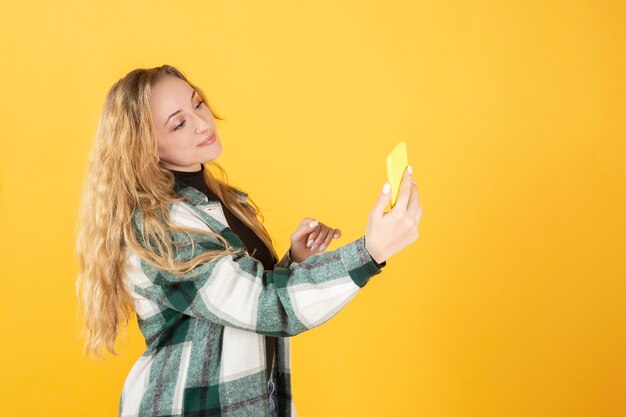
[194,114,210,134]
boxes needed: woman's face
[150,75,222,172]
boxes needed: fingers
[302,218,318,230]
[306,224,321,249]
[292,217,318,236]
[296,218,342,252]
[406,180,422,224]
[392,167,413,212]
[308,225,340,252]
[371,182,393,219]
[320,228,341,251]
[310,227,332,251]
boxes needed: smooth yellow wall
[1,1,624,416]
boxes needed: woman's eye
[174,100,205,131]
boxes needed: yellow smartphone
[386,141,409,208]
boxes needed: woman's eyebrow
[163,90,197,127]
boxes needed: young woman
[75,64,422,417]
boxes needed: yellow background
[1,1,624,416]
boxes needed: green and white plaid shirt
[119,179,385,417]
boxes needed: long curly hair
[75,64,279,359]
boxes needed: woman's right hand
[364,166,422,264]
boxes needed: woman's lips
[198,132,216,146]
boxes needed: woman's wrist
[288,247,303,263]
[364,236,386,265]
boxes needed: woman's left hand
[289,217,342,263]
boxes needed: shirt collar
[171,178,249,250]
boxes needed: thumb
[293,218,318,238]
[371,182,392,219]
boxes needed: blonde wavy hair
[75,64,279,359]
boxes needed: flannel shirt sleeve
[129,215,385,337]
[275,247,386,269]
